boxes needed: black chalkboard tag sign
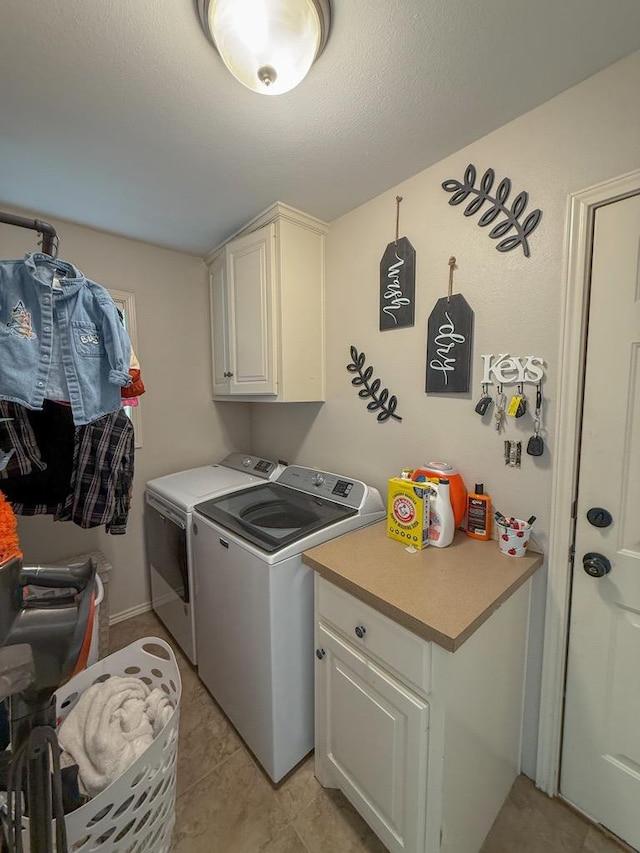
[426,293,474,394]
[379,236,416,331]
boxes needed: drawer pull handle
[315,648,326,660]
[355,625,366,639]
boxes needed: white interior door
[561,192,640,849]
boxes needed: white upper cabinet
[209,252,230,397]
[208,203,328,402]
[225,222,277,395]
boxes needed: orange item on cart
[412,462,467,528]
[0,490,22,564]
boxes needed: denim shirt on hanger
[0,252,131,426]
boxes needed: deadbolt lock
[582,552,612,578]
[586,507,613,528]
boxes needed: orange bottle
[412,462,467,527]
[465,483,491,540]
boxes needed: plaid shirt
[2,406,134,534]
[58,409,135,533]
[0,401,47,478]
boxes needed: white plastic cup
[497,519,531,557]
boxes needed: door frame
[536,167,640,795]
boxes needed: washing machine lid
[146,453,283,512]
[194,483,358,554]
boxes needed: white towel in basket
[58,675,173,797]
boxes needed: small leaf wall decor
[442,164,542,257]
[346,346,402,423]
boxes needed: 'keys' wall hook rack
[481,354,546,386]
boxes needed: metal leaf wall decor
[346,346,402,423]
[442,164,542,257]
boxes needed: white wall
[0,211,250,617]
[250,50,640,777]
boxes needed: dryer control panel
[221,452,282,479]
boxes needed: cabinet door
[209,253,230,396]
[316,623,429,853]
[226,223,277,395]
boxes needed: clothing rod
[0,210,57,255]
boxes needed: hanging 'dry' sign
[426,257,474,394]
[379,196,415,330]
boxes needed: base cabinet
[316,622,429,853]
[314,574,532,853]
[207,202,328,402]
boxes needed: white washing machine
[191,465,386,783]
[144,452,284,664]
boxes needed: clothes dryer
[144,452,284,664]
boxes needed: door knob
[586,507,613,528]
[354,625,366,639]
[582,552,612,578]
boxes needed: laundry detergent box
[387,478,431,549]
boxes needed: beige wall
[250,50,640,775]
[0,213,250,617]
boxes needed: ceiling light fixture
[196,0,331,96]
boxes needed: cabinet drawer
[316,576,431,696]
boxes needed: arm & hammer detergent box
[387,478,431,549]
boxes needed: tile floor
[109,611,633,853]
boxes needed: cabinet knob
[223,371,234,378]
[355,625,366,639]
[315,648,326,660]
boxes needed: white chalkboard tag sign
[426,293,474,394]
[379,236,416,330]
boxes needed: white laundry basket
[54,636,182,853]
[86,574,104,667]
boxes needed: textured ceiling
[1,0,639,255]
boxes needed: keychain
[494,386,507,432]
[527,383,544,456]
[507,383,527,418]
[475,383,493,416]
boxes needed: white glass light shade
[204,0,328,95]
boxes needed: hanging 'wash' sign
[379,237,415,331]
[426,293,474,394]
[379,197,415,331]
